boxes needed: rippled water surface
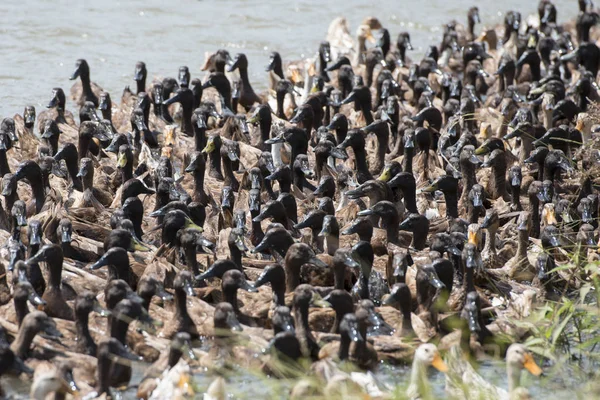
[0,0,576,117]
[0,0,587,398]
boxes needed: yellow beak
[378,168,392,182]
[576,118,584,132]
[202,139,215,154]
[117,152,128,168]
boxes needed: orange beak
[468,230,478,245]
[523,353,543,376]
[432,352,448,373]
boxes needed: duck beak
[226,310,243,331]
[310,292,331,308]
[253,269,270,288]
[28,291,46,307]
[523,353,543,376]
[183,279,195,297]
[428,271,445,290]
[318,223,331,237]
[431,352,448,372]
[309,254,328,269]
[357,208,374,217]
[472,191,483,207]
[340,91,356,105]
[76,161,90,178]
[474,145,488,155]
[511,174,521,187]
[61,228,73,243]
[378,167,393,182]
[47,93,59,109]
[421,182,437,193]
[184,217,203,232]
[201,139,216,154]
[42,323,63,339]
[63,370,79,395]
[235,236,248,252]
[468,230,478,245]
[29,226,42,245]
[265,57,276,72]
[447,245,462,256]
[239,278,258,293]
[129,236,151,252]
[93,299,111,317]
[582,207,593,223]
[89,254,109,270]
[560,50,578,62]
[70,65,81,80]
[517,218,529,231]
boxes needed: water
[0,0,589,398]
[0,0,577,117]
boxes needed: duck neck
[136,79,145,95]
[409,360,430,397]
[285,262,301,293]
[259,119,272,150]
[11,323,37,358]
[250,210,264,246]
[293,301,311,338]
[192,168,206,204]
[120,163,133,183]
[14,296,28,327]
[223,158,238,188]
[483,226,497,257]
[412,226,428,250]
[276,91,287,120]
[464,265,475,292]
[402,148,414,174]
[443,190,459,218]
[519,136,534,164]
[101,106,111,122]
[175,288,192,324]
[194,127,207,152]
[507,363,522,393]
[334,263,346,290]
[271,142,284,169]
[29,176,46,213]
[511,185,522,210]
[338,333,351,360]
[75,310,94,351]
[110,317,129,344]
[460,167,476,205]
[4,192,17,215]
[402,185,418,214]
[490,158,508,200]
[467,204,482,224]
[324,234,339,256]
[208,148,223,177]
[530,199,541,238]
[181,103,194,136]
[223,286,239,313]
[0,151,10,177]
[184,246,201,277]
[373,130,389,174]
[48,259,63,290]
[384,217,400,244]
[229,243,243,270]
[80,72,93,99]
[65,157,83,192]
[352,145,370,178]
[272,282,286,308]
[516,230,528,261]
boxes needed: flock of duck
[2,0,600,398]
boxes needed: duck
[69,59,102,107]
[27,244,74,321]
[445,343,542,400]
[406,343,447,399]
[228,53,262,111]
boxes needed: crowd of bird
[2,0,600,398]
